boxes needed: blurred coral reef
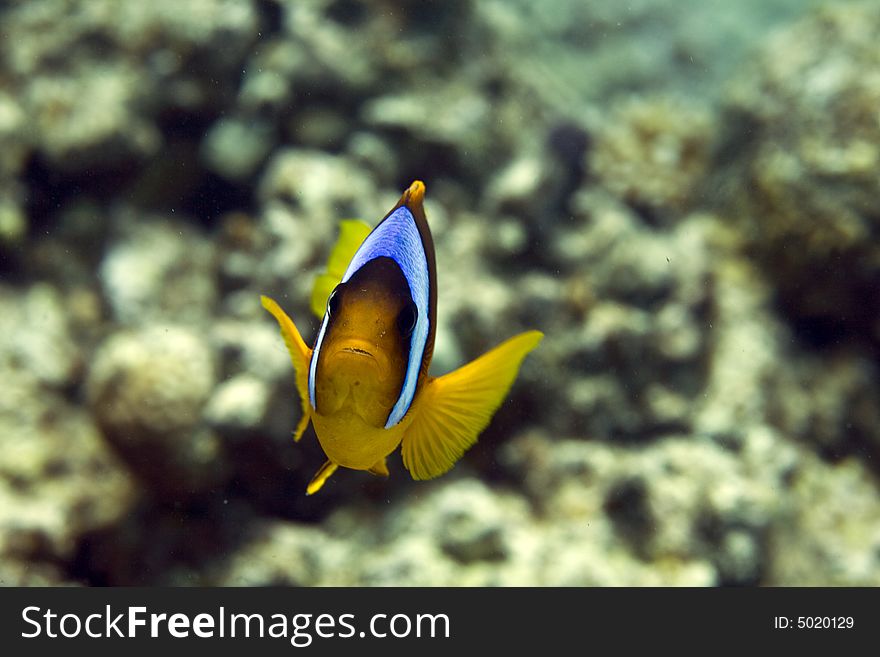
[1,0,878,586]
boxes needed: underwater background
[1,0,879,586]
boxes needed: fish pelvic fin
[401,330,543,481]
[261,295,313,442]
[368,458,389,477]
[306,459,338,495]
[309,219,372,318]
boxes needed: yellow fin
[306,459,338,495]
[309,219,372,318]
[368,458,389,477]
[401,330,543,480]
[261,295,312,442]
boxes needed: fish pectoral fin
[368,458,389,477]
[292,411,310,445]
[401,330,544,481]
[261,295,313,442]
[309,219,373,318]
[306,459,339,495]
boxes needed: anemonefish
[261,180,542,494]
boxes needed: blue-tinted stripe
[308,313,329,409]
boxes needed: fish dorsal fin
[310,219,372,318]
[261,295,313,442]
[401,330,543,480]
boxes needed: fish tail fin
[261,295,313,442]
[306,459,338,495]
[309,219,372,318]
[368,457,389,477]
[401,330,543,480]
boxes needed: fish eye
[327,284,344,317]
[396,301,418,338]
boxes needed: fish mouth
[330,339,387,374]
[342,346,374,357]
[334,340,378,361]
